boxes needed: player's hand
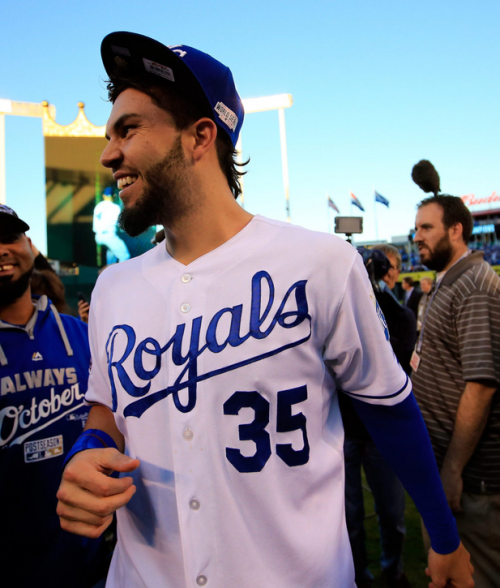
[425,542,474,588]
[78,300,90,324]
[440,465,463,512]
[57,448,140,538]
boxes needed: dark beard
[420,234,454,271]
[0,266,34,309]
[118,135,192,237]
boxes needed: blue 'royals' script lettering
[105,271,310,418]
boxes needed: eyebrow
[105,113,142,141]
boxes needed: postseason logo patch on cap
[214,102,238,131]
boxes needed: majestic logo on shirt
[106,270,311,418]
[32,351,43,362]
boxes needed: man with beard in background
[412,195,500,587]
[0,205,110,588]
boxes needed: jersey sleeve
[327,254,459,554]
[324,252,411,405]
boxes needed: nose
[100,140,122,170]
[413,228,422,243]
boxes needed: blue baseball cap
[0,205,30,233]
[101,32,244,147]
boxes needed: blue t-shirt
[0,297,109,588]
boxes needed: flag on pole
[350,192,365,212]
[327,196,340,213]
[374,190,390,208]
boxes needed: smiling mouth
[0,264,14,272]
[117,175,138,190]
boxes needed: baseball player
[93,188,130,263]
[57,32,474,588]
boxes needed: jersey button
[189,499,200,510]
[196,575,208,586]
[181,273,192,283]
[180,303,191,313]
[183,427,194,441]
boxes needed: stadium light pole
[239,94,293,222]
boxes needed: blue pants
[344,437,406,581]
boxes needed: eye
[123,125,137,136]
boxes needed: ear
[449,222,464,243]
[185,118,218,162]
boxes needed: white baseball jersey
[93,200,121,233]
[86,215,411,588]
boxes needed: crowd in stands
[470,242,500,265]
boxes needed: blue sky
[1,0,498,246]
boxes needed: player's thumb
[99,447,140,473]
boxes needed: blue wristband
[63,428,118,469]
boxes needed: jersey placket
[169,268,219,588]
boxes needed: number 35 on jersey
[223,385,310,473]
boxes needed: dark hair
[403,276,414,286]
[106,74,248,199]
[418,194,473,243]
[31,269,70,314]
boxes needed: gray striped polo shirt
[412,251,500,494]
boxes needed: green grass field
[362,475,429,587]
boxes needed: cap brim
[101,32,214,122]
[0,212,29,233]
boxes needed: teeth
[0,265,13,271]
[117,175,138,190]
